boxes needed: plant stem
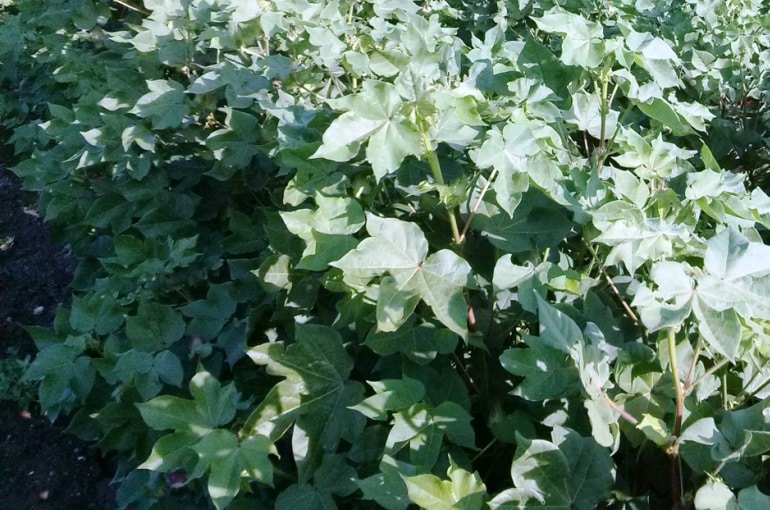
[113,0,149,15]
[598,72,609,157]
[586,243,640,325]
[422,131,462,245]
[667,327,684,510]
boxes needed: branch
[112,0,150,15]
[586,243,640,325]
[459,168,497,243]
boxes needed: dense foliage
[3,0,770,508]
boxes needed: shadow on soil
[0,164,115,509]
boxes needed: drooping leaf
[365,324,458,365]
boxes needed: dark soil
[0,164,116,509]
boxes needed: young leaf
[401,460,486,510]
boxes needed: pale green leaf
[376,275,422,332]
[493,257,535,290]
[694,480,738,510]
[255,254,292,292]
[567,91,619,139]
[636,413,671,446]
[692,298,742,361]
[532,8,605,68]
[332,215,470,336]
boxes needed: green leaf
[244,324,365,481]
[359,470,410,510]
[138,430,199,471]
[194,429,241,510]
[535,295,583,352]
[386,401,475,467]
[125,301,186,352]
[240,434,276,484]
[136,369,238,434]
[716,397,770,457]
[491,428,613,509]
[350,378,426,421]
[136,395,204,433]
[332,214,471,337]
[365,325,458,365]
[314,454,358,497]
[474,192,573,254]
[311,80,422,180]
[189,369,239,428]
[738,486,770,509]
[181,283,238,320]
[275,484,337,510]
[636,98,691,135]
[701,144,721,172]
[129,79,188,130]
[500,337,580,400]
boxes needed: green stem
[422,131,462,245]
[598,73,609,155]
[667,327,684,510]
[667,328,684,435]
